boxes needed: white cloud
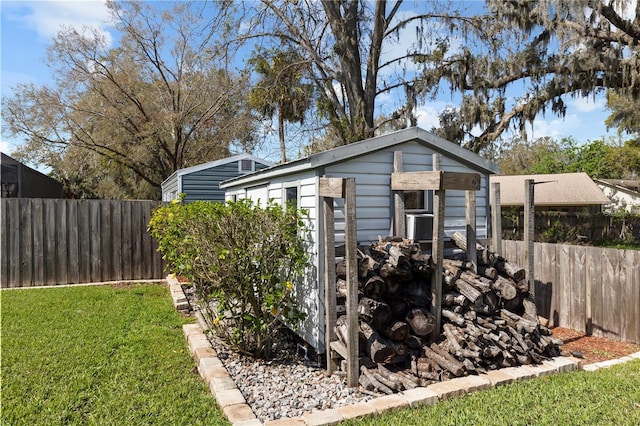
[0,140,12,154]
[415,102,447,131]
[6,0,113,42]
[570,96,605,113]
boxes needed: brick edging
[170,277,637,426]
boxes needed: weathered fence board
[503,240,640,345]
[1,199,164,288]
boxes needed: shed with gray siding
[161,154,273,202]
[220,127,500,354]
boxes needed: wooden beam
[343,177,359,387]
[465,190,477,273]
[323,190,338,374]
[490,182,502,257]
[430,154,444,342]
[391,171,481,191]
[524,179,535,298]
[393,151,405,237]
[319,177,345,198]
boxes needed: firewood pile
[333,233,562,394]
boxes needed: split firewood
[423,344,465,377]
[442,308,465,326]
[361,366,394,394]
[443,292,467,307]
[478,265,498,280]
[377,364,417,390]
[490,275,518,300]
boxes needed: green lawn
[341,359,640,426]
[1,284,229,426]
[3,284,639,426]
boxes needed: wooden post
[393,151,405,237]
[344,178,359,387]
[490,182,502,257]
[524,179,535,298]
[430,154,444,342]
[465,190,477,272]
[323,195,338,374]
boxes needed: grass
[1,283,229,426]
[3,284,640,426]
[340,359,640,426]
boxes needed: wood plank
[430,188,445,342]
[391,171,481,191]
[490,182,502,257]
[100,201,112,282]
[0,199,8,288]
[587,245,602,336]
[571,246,586,333]
[56,200,69,284]
[44,200,57,286]
[19,199,33,286]
[343,177,359,388]
[77,201,91,283]
[523,180,535,298]
[323,192,338,374]
[558,244,572,329]
[600,248,619,340]
[111,201,123,281]
[465,190,477,272]
[631,250,640,344]
[121,201,133,280]
[319,177,345,198]
[89,201,102,283]
[31,199,44,286]
[392,151,405,237]
[8,199,20,287]
[132,201,143,279]
[620,249,636,343]
[143,201,156,278]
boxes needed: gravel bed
[183,286,380,422]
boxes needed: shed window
[239,159,254,173]
[285,186,298,207]
[404,190,433,213]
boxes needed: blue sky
[1,0,624,160]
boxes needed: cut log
[442,292,467,307]
[403,280,430,305]
[410,252,432,275]
[360,366,394,394]
[478,265,498,280]
[442,308,465,326]
[358,297,392,329]
[382,320,410,342]
[363,276,386,299]
[406,308,435,336]
[490,275,518,300]
[360,322,396,364]
[495,259,526,282]
[422,344,465,376]
[387,297,410,319]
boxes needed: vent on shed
[239,159,254,173]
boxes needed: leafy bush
[149,198,308,358]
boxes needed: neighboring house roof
[220,127,500,189]
[595,179,640,194]
[490,172,611,206]
[161,153,274,187]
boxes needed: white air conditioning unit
[406,213,434,241]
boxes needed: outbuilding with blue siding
[220,127,500,354]
[161,153,273,202]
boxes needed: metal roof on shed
[220,127,500,189]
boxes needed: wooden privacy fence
[1,198,165,288]
[502,240,640,345]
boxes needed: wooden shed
[220,127,500,353]
[161,153,273,203]
[1,153,64,198]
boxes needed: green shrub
[149,198,308,358]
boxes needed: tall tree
[240,0,486,146]
[2,1,256,199]
[247,49,313,162]
[424,0,640,152]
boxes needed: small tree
[149,199,308,358]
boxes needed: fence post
[524,179,535,298]
[491,182,502,257]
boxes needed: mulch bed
[552,326,640,364]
